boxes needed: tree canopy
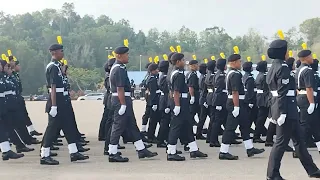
[0,2,319,94]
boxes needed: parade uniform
[141,66,151,134]
[186,68,200,126]
[197,63,209,140]
[98,69,110,141]
[266,40,320,179]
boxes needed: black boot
[77,145,90,152]
[309,170,320,178]
[253,138,265,143]
[184,145,190,151]
[104,150,122,156]
[70,152,89,162]
[144,143,153,149]
[16,146,35,153]
[2,150,24,161]
[50,152,58,157]
[109,153,129,162]
[138,148,158,159]
[265,142,274,147]
[30,130,43,136]
[50,146,59,151]
[167,154,185,161]
[190,150,208,158]
[56,139,63,143]
[31,138,41,144]
[219,152,239,160]
[157,142,167,148]
[40,156,59,165]
[79,138,90,144]
[209,141,221,147]
[247,147,265,157]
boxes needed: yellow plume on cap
[192,55,197,60]
[261,55,266,61]
[247,56,251,62]
[1,54,7,62]
[57,36,63,45]
[277,30,285,40]
[301,42,307,50]
[108,55,113,59]
[220,52,225,59]
[313,53,317,59]
[124,39,129,47]
[112,51,115,57]
[289,50,293,58]
[13,56,17,61]
[7,50,12,56]
[169,46,176,52]
[204,58,208,64]
[163,54,168,61]
[176,45,181,53]
[211,56,215,60]
[154,56,159,64]
[148,57,153,63]
[233,46,240,54]
[64,59,68,65]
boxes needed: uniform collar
[301,63,309,67]
[175,66,184,71]
[115,60,124,65]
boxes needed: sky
[1,0,320,37]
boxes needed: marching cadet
[157,59,170,148]
[167,52,207,161]
[197,62,209,140]
[219,47,264,160]
[140,62,152,136]
[254,57,270,143]
[186,59,200,127]
[295,45,320,153]
[310,56,320,147]
[209,57,228,147]
[0,59,24,161]
[145,63,161,143]
[266,36,320,179]
[108,46,157,162]
[40,44,89,165]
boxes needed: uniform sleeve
[49,66,60,85]
[303,69,314,88]
[148,77,158,105]
[246,77,256,103]
[276,65,290,115]
[187,73,197,88]
[114,67,127,87]
[230,73,242,92]
[173,74,184,92]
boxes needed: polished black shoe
[253,138,265,143]
[80,133,86,137]
[292,152,298,158]
[267,175,285,180]
[40,156,59,165]
[50,146,59,151]
[70,152,89,162]
[167,154,185,161]
[2,150,24,161]
[209,142,221,147]
[196,135,207,140]
[138,148,158,159]
[265,142,274,147]
[247,147,265,157]
[77,146,90,153]
[231,140,242,145]
[118,144,125,149]
[53,142,63,146]
[80,139,90,144]
[58,135,65,138]
[219,152,239,160]
[50,152,58,157]
[144,143,153,149]
[309,170,320,178]
[190,150,208,158]
[157,142,167,148]
[16,146,35,153]
[104,150,122,156]
[78,142,87,147]
[109,153,129,162]
[31,139,41,144]
[176,150,182,154]
[184,145,190,151]
[56,139,63,143]
[30,130,43,136]
[285,146,294,152]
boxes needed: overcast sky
[1,0,320,37]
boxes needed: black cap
[267,40,288,60]
[286,57,295,71]
[311,59,319,71]
[148,63,158,72]
[256,61,268,72]
[189,60,198,65]
[207,60,216,72]
[171,53,184,62]
[145,62,152,69]
[298,50,312,58]
[114,46,129,55]
[228,54,241,62]
[269,40,288,49]
[216,58,226,71]
[0,60,7,68]
[49,44,63,51]
[199,63,207,74]
[158,60,169,72]
[243,62,253,72]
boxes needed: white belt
[0,93,5,97]
[257,89,264,94]
[298,90,317,96]
[156,90,162,94]
[4,90,16,95]
[208,88,213,93]
[49,88,64,93]
[112,92,131,96]
[173,93,188,98]
[245,88,258,92]
[271,90,295,97]
[213,88,227,93]
[63,91,68,96]
[228,95,245,100]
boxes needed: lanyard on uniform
[109,64,121,91]
[297,66,309,89]
[170,70,179,84]
[225,70,236,94]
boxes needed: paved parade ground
[0,100,319,180]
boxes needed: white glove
[216,106,222,111]
[49,106,57,117]
[152,105,157,111]
[190,96,195,104]
[297,106,300,112]
[277,114,286,126]
[249,104,254,108]
[232,106,240,118]
[173,106,181,116]
[203,102,208,108]
[164,108,170,114]
[307,103,315,114]
[118,105,127,115]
